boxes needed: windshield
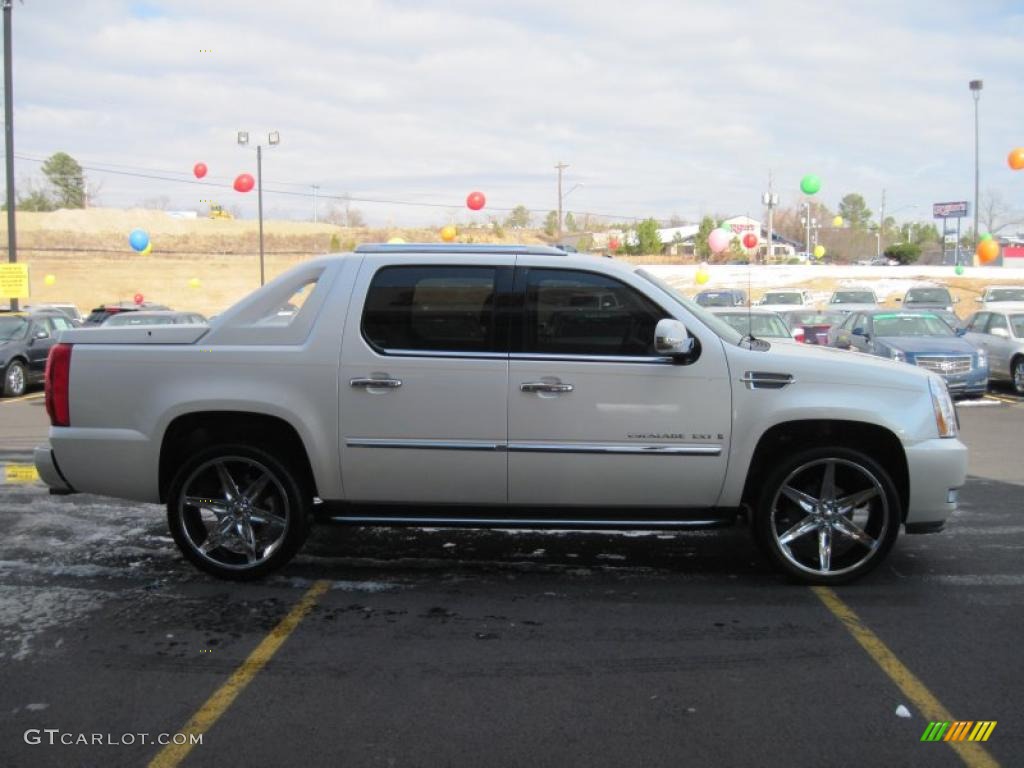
[762,292,803,305]
[831,291,875,304]
[986,288,1024,302]
[637,270,743,345]
[905,288,951,303]
[715,313,791,338]
[874,313,955,337]
[0,316,29,341]
[105,314,178,327]
[1010,315,1024,338]
[787,312,842,326]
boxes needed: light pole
[969,79,983,251]
[800,202,816,258]
[762,176,778,264]
[554,161,569,239]
[560,183,582,237]
[3,0,18,311]
[311,184,319,223]
[237,130,280,286]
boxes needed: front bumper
[33,446,76,494]
[903,437,968,527]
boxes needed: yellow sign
[4,463,40,484]
[0,263,30,299]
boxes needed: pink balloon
[708,228,731,254]
[133,293,144,305]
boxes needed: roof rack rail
[354,243,568,256]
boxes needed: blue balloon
[128,228,150,252]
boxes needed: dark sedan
[0,310,75,397]
[694,289,747,307]
[830,310,987,398]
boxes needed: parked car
[898,286,957,312]
[0,309,75,397]
[826,289,879,313]
[963,309,1024,394]
[975,286,1024,310]
[25,302,83,325]
[756,289,814,312]
[693,288,747,307]
[35,243,968,584]
[83,302,172,325]
[104,310,207,327]
[830,309,987,398]
[782,310,846,345]
[710,309,793,339]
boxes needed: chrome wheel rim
[1014,362,1024,394]
[177,456,290,570]
[770,458,889,577]
[6,363,25,396]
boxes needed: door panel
[339,259,512,504]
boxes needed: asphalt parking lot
[0,389,1021,767]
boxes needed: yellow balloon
[440,225,457,242]
[44,274,56,286]
[387,237,406,244]
[140,242,153,256]
[188,277,201,289]
[832,216,843,227]
[695,269,709,285]
[814,245,826,258]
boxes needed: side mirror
[991,327,1009,339]
[852,327,865,336]
[34,330,50,340]
[955,328,967,337]
[654,319,695,362]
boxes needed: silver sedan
[963,307,1024,394]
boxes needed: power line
[7,152,643,221]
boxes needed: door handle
[520,381,574,394]
[350,377,402,389]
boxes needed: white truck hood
[58,326,210,345]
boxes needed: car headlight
[890,348,906,362]
[929,377,958,438]
[976,349,987,368]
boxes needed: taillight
[792,328,806,343]
[45,343,73,427]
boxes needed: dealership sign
[933,201,969,218]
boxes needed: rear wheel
[167,443,311,580]
[1013,357,1024,395]
[753,446,900,584]
[3,360,27,397]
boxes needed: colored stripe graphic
[923,721,997,743]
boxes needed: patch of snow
[895,705,912,718]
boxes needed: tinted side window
[362,266,501,353]
[967,312,989,332]
[987,313,1009,333]
[521,269,668,356]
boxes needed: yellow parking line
[0,392,44,404]
[148,579,331,768]
[983,394,1019,405]
[812,587,999,768]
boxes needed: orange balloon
[440,225,457,242]
[977,239,1000,264]
[1009,147,1024,171]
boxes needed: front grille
[915,355,972,375]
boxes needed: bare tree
[141,195,171,210]
[979,189,1024,235]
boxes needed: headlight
[890,348,906,362]
[976,349,987,368]
[929,377,958,438]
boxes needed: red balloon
[233,173,255,193]
[466,191,486,211]
[133,293,144,305]
[609,237,620,251]
[193,162,208,179]
[742,232,758,249]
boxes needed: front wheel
[753,447,901,584]
[167,443,311,580]
[3,360,27,397]
[1014,357,1024,395]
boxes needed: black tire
[753,446,901,585]
[167,443,311,580]
[1013,356,1024,396]
[3,359,27,397]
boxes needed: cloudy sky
[6,0,1024,226]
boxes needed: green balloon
[980,232,992,241]
[800,174,821,195]
[954,265,965,275]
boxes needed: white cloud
[7,0,1024,225]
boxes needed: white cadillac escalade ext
[35,244,968,584]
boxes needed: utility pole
[555,161,569,239]
[3,0,18,311]
[312,184,319,223]
[877,188,886,257]
[969,80,983,254]
[762,171,778,264]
